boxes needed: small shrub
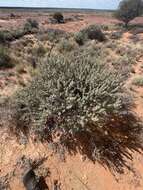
[74,31,87,45]
[0,46,14,69]
[53,12,64,23]
[57,39,77,52]
[0,30,13,44]
[33,45,47,57]
[24,19,39,33]
[38,29,68,43]
[132,76,143,86]
[79,25,106,42]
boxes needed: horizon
[0,0,120,10]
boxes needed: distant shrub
[0,46,14,69]
[53,12,64,23]
[24,19,39,33]
[132,76,143,86]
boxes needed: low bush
[0,46,14,69]
[53,12,64,23]
[13,54,127,137]
[0,30,14,44]
[57,39,77,52]
[7,52,143,172]
[82,25,106,41]
[38,29,68,43]
[24,19,39,33]
[74,31,87,46]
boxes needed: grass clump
[132,76,143,86]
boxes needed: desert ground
[0,9,143,190]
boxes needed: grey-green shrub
[13,55,127,137]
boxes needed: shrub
[53,12,64,23]
[24,19,39,33]
[0,46,14,69]
[80,25,106,42]
[57,39,77,52]
[115,0,143,28]
[132,76,143,86]
[32,44,47,57]
[13,55,127,137]
[38,29,68,43]
[0,30,13,44]
[74,31,87,45]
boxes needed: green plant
[132,76,143,86]
[53,12,64,23]
[115,0,143,28]
[0,46,14,69]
